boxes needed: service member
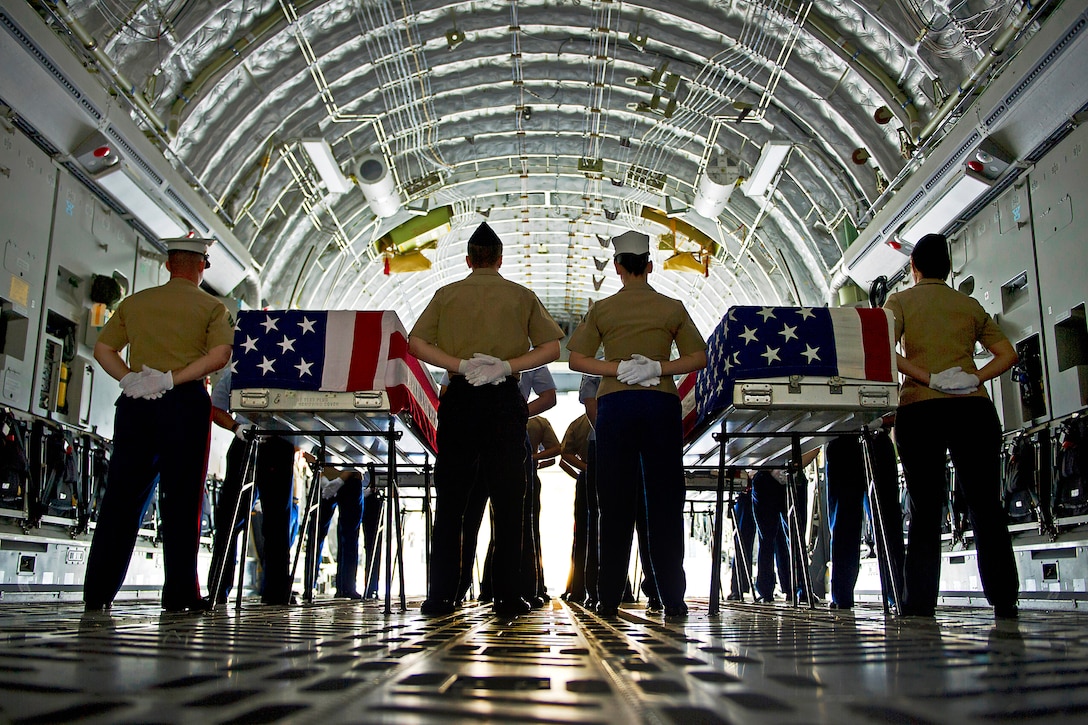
[824,422,905,611]
[207,368,295,606]
[567,230,707,617]
[409,221,563,617]
[560,411,593,603]
[885,232,1020,619]
[305,467,367,599]
[85,237,233,613]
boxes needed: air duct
[354,154,402,218]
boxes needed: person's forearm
[660,350,707,376]
[93,342,131,382]
[408,337,463,372]
[527,388,556,416]
[978,340,1018,383]
[561,453,587,472]
[211,407,236,432]
[508,340,560,373]
[896,353,931,385]
[536,444,561,460]
[172,345,232,385]
[568,351,620,377]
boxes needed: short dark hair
[911,233,950,280]
[468,242,501,268]
[615,252,650,276]
[167,249,208,272]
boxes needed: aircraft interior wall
[1,105,1088,609]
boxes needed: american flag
[231,309,441,452]
[696,306,895,419]
[231,310,401,391]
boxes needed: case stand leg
[383,417,407,615]
[294,438,327,604]
[208,432,259,611]
[861,430,902,616]
[708,425,727,616]
[786,435,815,609]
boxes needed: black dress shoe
[828,601,852,611]
[528,596,547,609]
[646,597,663,614]
[493,598,532,617]
[594,602,619,617]
[337,591,363,600]
[84,602,112,613]
[163,597,212,613]
[664,603,688,618]
[725,593,742,602]
[420,598,456,615]
[994,604,1019,620]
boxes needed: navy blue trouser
[305,474,364,596]
[729,488,756,597]
[430,377,528,603]
[751,472,791,600]
[825,433,905,608]
[209,434,295,604]
[594,391,686,609]
[84,382,210,609]
[895,397,1019,613]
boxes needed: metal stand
[708,425,727,615]
[208,429,260,611]
[785,434,816,609]
[860,429,902,615]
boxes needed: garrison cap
[468,222,502,248]
[611,230,649,257]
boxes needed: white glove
[929,366,979,394]
[234,423,254,441]
[616,354,662,386]
[467,356,512,386]
[457,353,498,375]
[119,369,150,391]
[124,366,174,400]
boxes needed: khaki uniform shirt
[97,278,234,373]
[567,278,706,398]
[561,414,592,462]
[884,278,1009,407]
[410,268,563,361]
[528,416,560,454]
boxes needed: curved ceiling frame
[65,0,949,332]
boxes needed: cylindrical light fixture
[354,154,402,218]
[692,154,740,219]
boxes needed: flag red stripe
[346,312,382,390]
[859,309,893,382]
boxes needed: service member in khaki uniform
[560,412,593,602]
[409,222,563,617]
[567,230,707,618]
[85,238,233,613]
[884,232,1020,619]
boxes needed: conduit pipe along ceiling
[32,0,1066,334]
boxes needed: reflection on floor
[0,597,1085,724]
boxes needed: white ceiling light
[93,164,187,239]
[355,154,402,218]
[740,141,791,199]
[301,139,354,195]
[898,167,994,246]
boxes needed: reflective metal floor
[0,598,1085,724]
